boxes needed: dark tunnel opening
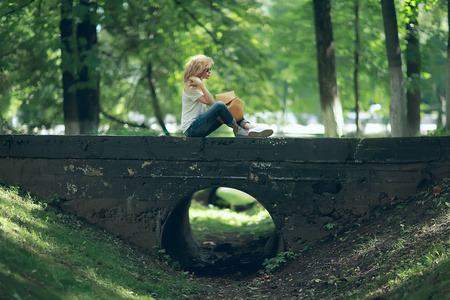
[161,187,278,276]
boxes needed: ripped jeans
[184,101,249,137]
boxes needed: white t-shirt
[181,87,206,132]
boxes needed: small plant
[399,223,412,236]
[259,251,296,274]
[324,223,337,230]
[158,249,181,269]
[433,196,450,208]
[158,249,171,262]
[46,193,61,204]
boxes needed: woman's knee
[212,101,227,110]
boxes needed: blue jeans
[184,101,248,137]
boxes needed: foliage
[189,199,274,242]
[215,187,257,206]
[1,0,62,130]
[0,0,448,134]
[0,183,205,299]
[427,127,450,136]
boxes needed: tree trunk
[313,0,344,137]
[437,91,446,129]
[354,0,361,138]
[446,0,450,130]
[0,114,4,134]
[76,0,100,134]
[61,0,79,134]
[147,62,170,136]
[381,0,410,137]
[405,1,421,136]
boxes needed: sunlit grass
[3,178,450,299]
[0,184,205,299]
[351,178,450,299]
[189,198,275,241]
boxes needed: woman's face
[200,67,212,80]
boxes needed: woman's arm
[189,77,215,105]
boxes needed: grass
[2,178,450,299]
[216,177,450,299]
[0,184,205,300]
[189,199,275,242]
[321,177,450,299]
[378,180,450,299]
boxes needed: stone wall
[1,135,449,268]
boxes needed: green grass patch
[0,184,205,299]
[189,199,275,242]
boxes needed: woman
[181,54,273,138]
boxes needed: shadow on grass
[0,185,203,299]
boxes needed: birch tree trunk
[313,0,344,137]
[446,0,450,130]
[354,0,362,138]
[381,0,410,137]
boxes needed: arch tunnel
[161,186,279,275]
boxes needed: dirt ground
[188,181,450,299]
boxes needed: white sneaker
[248,126,273,137]
[234,126,249,137]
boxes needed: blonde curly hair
[182,54,214,84]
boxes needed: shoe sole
[248,129,273,138]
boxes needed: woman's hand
[189,76,214,105]
[189,77,203,87]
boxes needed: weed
[46,193,61,204]
[158,249,182,270]
[393,238,406,250]
[399,223,412,236]
[434,196,450,208]
[259,251,296,274]
[324,223,337,230]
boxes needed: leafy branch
[1,0,36,18]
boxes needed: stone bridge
[1,135,449,269]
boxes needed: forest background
[0,0,448,137]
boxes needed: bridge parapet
[1,135,449,268]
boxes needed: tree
[61,0,78,134]
[147,62,170,135]
[2,0,448,136]
[1,0,63,131]
[60,0,100,134]
[405,0,421,136]
[447,0,450,130]
[98,0,270,132]
[266,1,320,119]
[76,0,100,134]
[313,0,344,137]
[381,0,410,137]
[354,0,362,138]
